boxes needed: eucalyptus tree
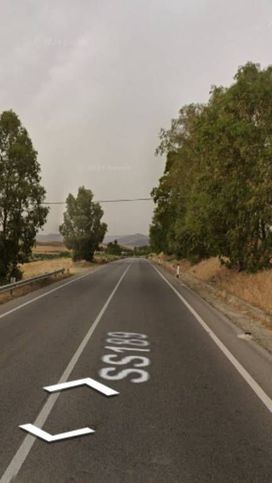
[60,186,107,261]
[0,110,48,281]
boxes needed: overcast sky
[1,0,272,235]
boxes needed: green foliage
[60,186,107,261]
[133,245,151,256]
[32,251,71,261]
[120,246,133,256]
[0,110,48,282]
[106,240,122,256]
[150,63,272,272]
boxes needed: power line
[42,197,153,205]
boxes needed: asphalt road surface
[0,258,272,482]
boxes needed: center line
[1,263,131,483]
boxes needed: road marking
[44,377,119,396]
[0,267,104,322]
[1,264,131,483]
[20,424,94,442]
[153,264,272,414]
[105,346,150,352]
[99,331,151,383]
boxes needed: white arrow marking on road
[19,424,94,442]
[44,377,119,397]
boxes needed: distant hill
[36,233,63,243]
[37,232,149,248]
[104,233,149,247]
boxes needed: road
[0,258,272,482]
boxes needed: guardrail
[0,268,66,295]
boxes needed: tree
[150,152,179,254]
[0,110,48,282]
[150,105,205,258]
[106,240,122,256]
[186,64,272,270]
[150,63,272,271]
[60,186,107,261]
[133,245,151,256]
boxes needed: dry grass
[186,257,226,282]
[19,257,96,278]
[20,258,72,278]
[0,257,72,306]
[0,257,99,306]
[0,274,70,305]
[185,258,272,313]
[33,242,69,254]
[0,246,115,306]
[155,255,272,314]
[214,266,272,314]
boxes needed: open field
[33,242,69,254]
[0,256,95,306]
[0,257,101,306]
[20,258,73,277]
[0,250,122,306]
[153,255,272,315]
[20,243,121,279]
[0,262,70,304]
[0,241,120,306]
[19,257,102,279]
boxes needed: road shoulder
[153,259,272,356]
[151,260,272,403]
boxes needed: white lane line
[19,424,94,442]
[152,264,272,414]
[44,377,119,397]
[0,267,105,322]
[1,264,131,483]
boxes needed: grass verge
[151,255,272,315]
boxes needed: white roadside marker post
[176,264,180,278]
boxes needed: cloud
[1,0,272,235]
